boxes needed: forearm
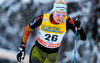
[17,25,31,62]
[71,26,86,41]
[67,17,86,41]
[21,24,32,44]
[78,27,86,41]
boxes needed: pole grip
[75,27,77,31]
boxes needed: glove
[17,43,26,62]
[74,18,81,28]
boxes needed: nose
[58,16,63,19]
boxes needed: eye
[55,13,60,17]
[61,15,65,17]
[57,13,60,16]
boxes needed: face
[53,11,66,23]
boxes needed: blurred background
[0,0,100,63]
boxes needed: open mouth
[57,19,61,22]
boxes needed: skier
[17,0,86,63]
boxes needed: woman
[17,0,86,63]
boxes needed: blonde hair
[54,0,67,5]
[50,0,67,13]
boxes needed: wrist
[19,46,25,52]
[77,26,81,30]
[19,43,26,52]
[21,42,26,47]
[21,44,26,47]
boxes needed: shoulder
[37,14,43,20]
[29,14,44,28]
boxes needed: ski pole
[74,27,77,63]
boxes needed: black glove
[17,43,26,62]
[74,18,81,28]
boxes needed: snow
[66,30,74,43]
[6,3,21,16]
[93,45,100,63]
[63,50,74,63]
[0,48,29,63]
[98,28,100,34]
[97,18,100,26]
[1,14,9,25]
[0,0,5,5]
[82,7,90,15]
[20,0,31,4]
[68,11,82,18]
[34,0,54,4]
[33,0,82,4]
[6,24,19,35]
[81,16,88,23]
[65,0,82,3]
[97,18,100,33]
[1,0,15,9]
[62,40,87,63]
[81,1,92,16]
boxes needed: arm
[17,14,43,62]
[21,24,32,44]
[21,14,43,44]
[67,17,86,41]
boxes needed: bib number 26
[45,34,58,41]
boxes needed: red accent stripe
[72,21,74,24]
[69,19,74,24]
[38,36,61,48]
[38,36,47,46]
[69,19,73,23]
[37,17,40,20]
[21,44,26,47]
[22,25,31,44]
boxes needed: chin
[57,21,61,23]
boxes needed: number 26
[45,34,58,41]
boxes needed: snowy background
[0,0,100,63]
